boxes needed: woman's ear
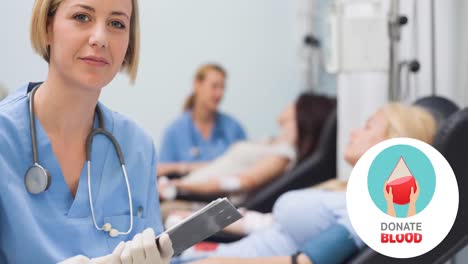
[46,16,54,46]
[45,21,54,62]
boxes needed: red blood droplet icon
[385,157,417,205]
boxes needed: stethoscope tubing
[26,85,133,237]
[28,87,39,165]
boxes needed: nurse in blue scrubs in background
[0,0,172,263]
[158,64,246,177]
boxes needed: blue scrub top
[0,83,163,263]
[159,111,246,163]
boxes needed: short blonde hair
[30,0,140,83]
[380,103,437,144]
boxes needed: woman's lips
[80,56,109,67]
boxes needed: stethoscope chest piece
[24,164,51,194]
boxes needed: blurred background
[2,0,468,262]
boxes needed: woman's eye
[74,14,89,22]
[110,21,125,29]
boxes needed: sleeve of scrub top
[159,126,179,163]
[146,143,164,233]
[298,223,358,264]
[232,120,247,141]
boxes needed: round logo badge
[347,138,458,258]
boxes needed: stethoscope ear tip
[109,229,119,237]
[103,223,120,237]
[103,223,112,232]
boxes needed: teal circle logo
[368,144,436,218]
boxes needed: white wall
[337,73,388,179]
[1,1,303,151]
[453,0,468,108]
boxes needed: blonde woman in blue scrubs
[158,64,246,177]
[0,0,172,263]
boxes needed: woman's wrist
[218,176,241,192]
[291,252,300,264]
[178,163,189,174]
[158,177,177,200]
[292,252,312,264]
[297,253,313,264]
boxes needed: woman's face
[195,70,225,112]
[47,0,132,91]
[344,111,389,166]
[277,103,297,143]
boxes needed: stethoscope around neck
[24,85,134,237]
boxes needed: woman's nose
[213,85,224,97]
[277,114,284,125]
[88,25,108,48]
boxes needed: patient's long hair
[296,94,336,163]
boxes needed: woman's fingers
[158,233,174,258]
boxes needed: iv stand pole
[388,0,401,101]
[430,0,436,96]
[388,0,410,101]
